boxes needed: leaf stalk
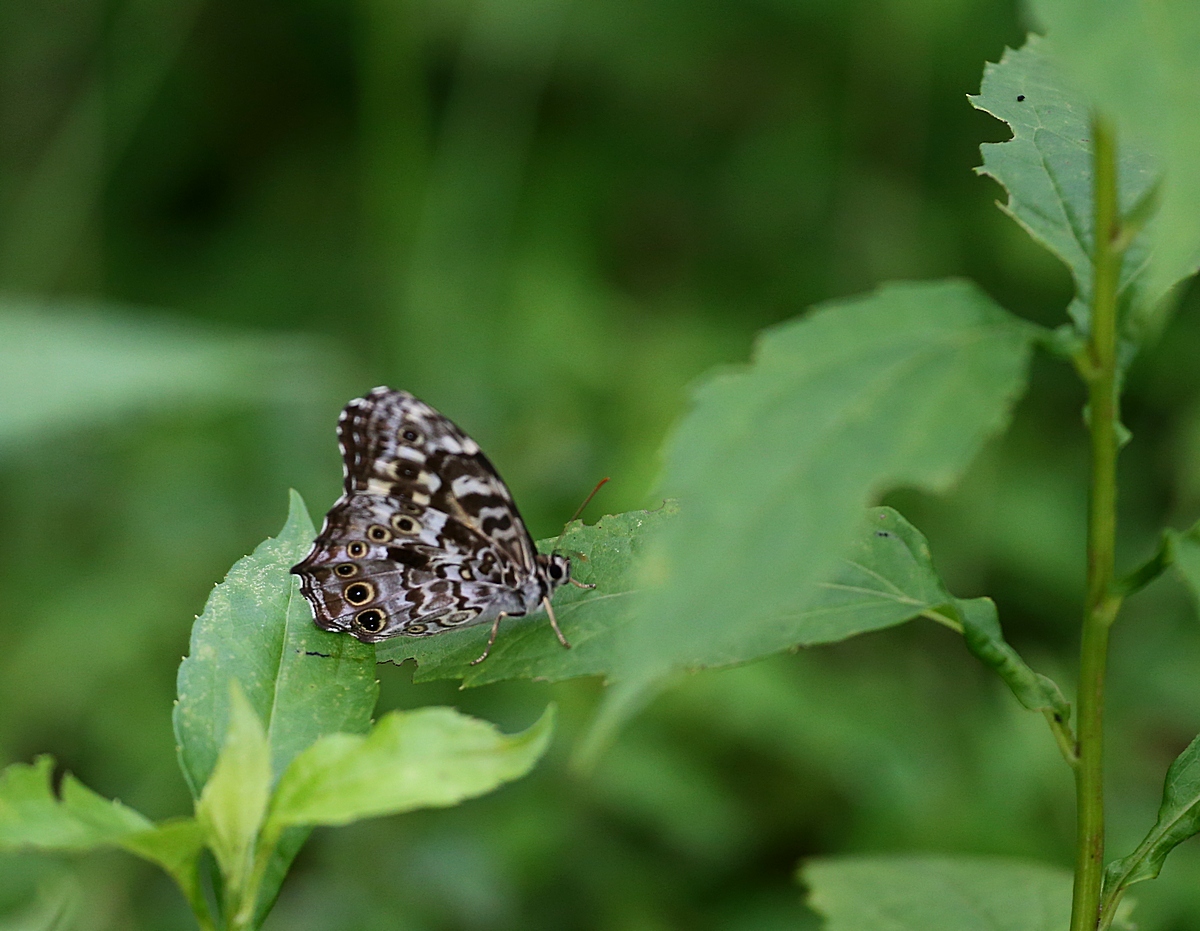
[1046,709,1081,769]
[1113,532,1174,597]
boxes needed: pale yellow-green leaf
[195,684,271,894]
[265,706,554,831]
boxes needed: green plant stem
[1069,117,1125,931]
[228,824,282,931]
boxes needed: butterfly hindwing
[292,492,525,640]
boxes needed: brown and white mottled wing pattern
[337,388,538,573]
[290,387,567,644]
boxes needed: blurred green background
[2,0,1199,928]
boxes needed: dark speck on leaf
[303,650,332,658]
[1017,94,1025,101]
[875,530,892,538]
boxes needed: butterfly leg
[544,597,571,649]
[568,578,595,590]
[470,612,507,666]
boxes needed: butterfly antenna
[552,476,609,555]
[552,476,608,591]
[567,476,610,528]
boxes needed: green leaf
[374,505,677,684]
[777,507,960,646]
[957,597,1071,723]
[195,684,271,896]
[0,298,336,454]
[0,758,213,925]
[265,705,554,831]
[803,854,1134,931]
[118,820,211,927]
[1101,734,1200,920]
[0,756,152,851]
[578,511,1072,765]
[1023,4,1200,332]
[969,38,1167,332]
[174,490,378,798]
[616,280,1038,688]
[382,504,1016,701]
[573,507,1019,768]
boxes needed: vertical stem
[1069,117,1125,931]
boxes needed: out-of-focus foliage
[0,756,153,850]
[0,299,337,454]
[803,854,1133,931]
[2,0,1199,929]
[616,280,1036,691]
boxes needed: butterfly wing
[289,493,529,640]
[339,388,540,572]
[290,388,543,641]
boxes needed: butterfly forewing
[290,387,567,644]
[339,389,537,571]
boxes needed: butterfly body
[291,388,571,648]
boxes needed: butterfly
[291,387,588,664]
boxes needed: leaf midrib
[264,543,303,778]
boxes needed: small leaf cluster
[0,493,552,930]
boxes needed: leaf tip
[523,703,558,757]
[282,489,315,542]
